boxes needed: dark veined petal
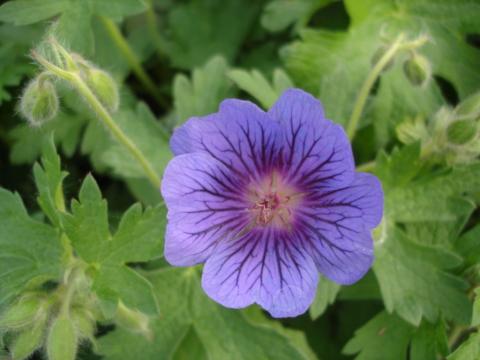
[202,227,318,318]
[269,88,355,189]
[161,153,250,266]
[296,173,383,284]
[170,99,284,181]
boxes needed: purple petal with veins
[161,88,384,318]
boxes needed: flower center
[247,172,302,229]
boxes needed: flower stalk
[346,33,430,140]
[99,16,167,108]
[31,43,161,188]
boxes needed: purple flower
[161,89,383,317]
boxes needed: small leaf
[447,331,480,360]
[63,175,164,316]
[0,0,68,26]
[228,68,292,109]
[309,277,340,320]
[343,311,414,360]
[33,136,68,227]
[173,56,234,124]
[0,189,62,306]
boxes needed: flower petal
[170,99,284,181]
[269,88,355,189]
[296,173,383,284]
[161,153,250,266]
[202,228,318,318]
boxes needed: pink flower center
[247,172,302,229]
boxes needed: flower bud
[396,115,428,145]
[71,307,96,343]
[46,314,78,360]
[10,313,47,360]
[115,301,152,340]
[446,119,477,145]
[84,68,119,113]
[19,77,59,126]
[455,91,480,119]
[403,53,431,87]
[0,294,46,330]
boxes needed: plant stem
[346,34,405,140]
[71,74,162,187]
[146,0,165,60]
[33,52,162,188]
[99,16,167,108]
[448,325,470,350]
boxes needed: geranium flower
[161,89,383,317]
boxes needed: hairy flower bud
[19,77,59,126]
[10,313,47,360]
[403,53,431,87]
[446,119,477,145]
[84,68,119,113]
[396,115,429,145]
[0,294,46,330]
[47,314,78,360]
[455,91,480,119]
[115,301,152,340]
[71,307,96,343]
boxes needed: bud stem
[71,75,162,187]
[346,34,405,140]
[100,17,168,108]
[32,52,162,188]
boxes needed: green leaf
[456,223,480,269]
[173,56,234,125]
[33,137,68,227]
[0,0,68,26]
[343,311,414,360]
[385,163,480,223]
[471,288,480,327]
[0,0,146,55]
[171,326,208,360]
[309,277,340,320]
[228,68,293,109]
[0,189,62,306]
[63,175,165,315]
[447,331,480,360]
[374,144,423,189]
[162,0,261,69]
[261,0,333,33]
[98,267,314,360]
[410,321,448,360]
[344,312,448,360]
[92,0,146,21]
[9,111,86,164]
[0,24,38,104]
[374,227,471,325]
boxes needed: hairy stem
[33,52,161,188]
[146,0,165,60]
[346,34,405,140]
[99,16,167,107]
[71,74,162,187]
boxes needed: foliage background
[0,0,479,359]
